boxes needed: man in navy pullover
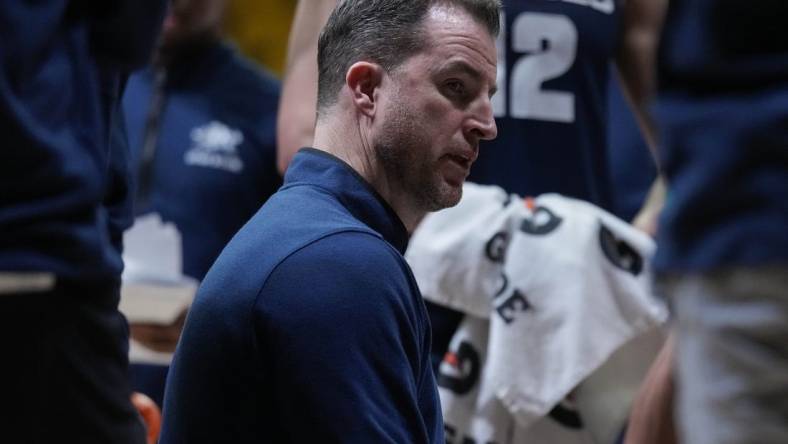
[0,1,165,443]
[122,0,282,407]
[161,0,500,441]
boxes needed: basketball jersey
[469,0,622,211]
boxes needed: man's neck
[313,121,424,233]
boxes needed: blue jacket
[123,41,282,280]
[0,1,165,282]
[161,149,443,443]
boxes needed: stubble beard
[374,100,463,214]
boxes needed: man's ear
[346,61,384,117]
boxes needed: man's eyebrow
[441,60,498,96]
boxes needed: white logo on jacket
[184,120,244,173]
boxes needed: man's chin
[425,183,463,212]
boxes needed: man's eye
[445,80,466,96]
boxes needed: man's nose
[466,98,498,142]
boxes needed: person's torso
[122,43,282,279]
[654,1,788,271]
[161,151,440,442]
[0,6,125,282]
[469,0,622,211]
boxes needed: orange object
[131,392,162,444]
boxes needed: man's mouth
[442,152,476,187]
[447,153,472,170]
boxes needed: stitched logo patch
[184,121,244,173]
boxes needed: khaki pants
[662,266,788,444]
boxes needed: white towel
[407,183,667,443]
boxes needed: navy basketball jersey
[469,0,622,211]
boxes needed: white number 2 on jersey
[492,12,578,123]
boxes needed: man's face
[372,5,498,213]
[161,0,226,50]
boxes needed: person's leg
[668,266,788,444]
[1,278,146,444]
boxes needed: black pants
[0,278,145,444]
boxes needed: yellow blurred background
[225,0,297,77]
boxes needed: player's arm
[276,0,338,174]
[615,0,669,234]
[617,0,676,431]
[631,174,665,236]
[256,232,438,442]
[617,13,675,440]
[624,332,677,444]
[615,0,668,156]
